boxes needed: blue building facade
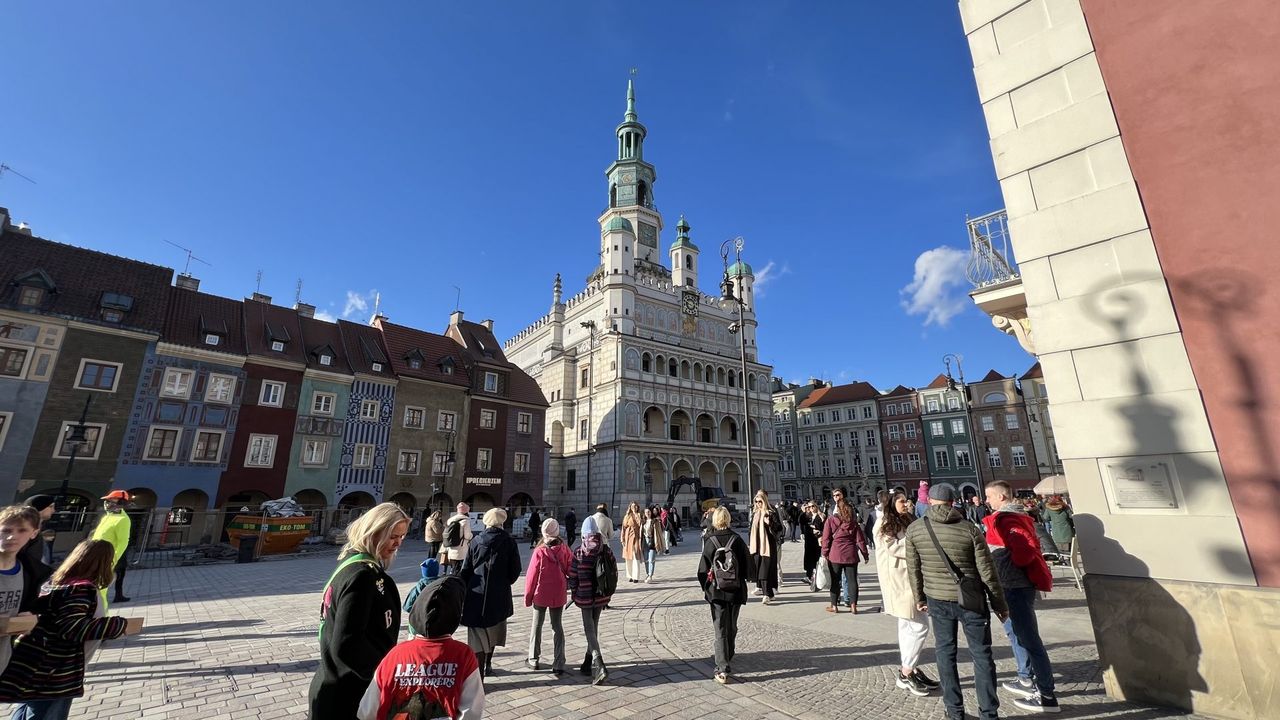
[0,314,65,501]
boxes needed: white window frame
[835,457,846,475]
[514,452,530,473]
[517,411,532,434]
[955,446,973,469]
[301,439,329,467]
[432,451,450,475]
[159,368,195,399]
[143,425,183,461]
[484,371,499,393]
[930,420,944,437]
[0,411,12,452]
[862,406,873,419]
[947,396,961,411]
[190,429,225,463]
[259,380,285,407]
[981,415,995,432]
[1012,445,1028,467]
[908,453,922,472]
[480,409,497,429]
[371,362,384,372]
[888,424,901,441]
[52,421,107,460]
[817,433,827,450]
[353,443,374,468]
[1006,413,1020,430]
[820,458,829,476]
[270,340,285,352]
[926,398,939,413]
[833,433,844,449]
[244,434,278,467]
[74,358,123,393]
[891,454,905,472]
[398,450,421,475]
[437,410,457,431]
[987,447,1003,468]
[933,448,950,469]
[816,411,825,424]
[805,460,815,477]
[360,399,380,420]
[319,354,333,366]
[869,455,880,474]
[205,373,237,404]
[905,422,917,439]
[865,429,877,447]
[312,392,336,417]
[950,419,965,435]
[477,448,492,472]
[803,435,813,451]
[403,405,426,429]
[0,344,31,378]
[204,333,221,347]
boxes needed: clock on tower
[681,290,699,335]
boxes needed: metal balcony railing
[966,209,1018,288]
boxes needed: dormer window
[98,292,133,324]
[17,286,45,307]
[101,308,124,323]
[271,340,285,352]
[204,333,221,346]
[405,349,426,371]
[371,362,383,372]
[439,357,455,376]
[408,358,422,369]
[319,354,332,366]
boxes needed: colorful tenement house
[1019,362,1063,478]
[282,311,356,506]
[333,319,397,506]
[771,378,823,501]
[795,381,885,501]
[445,312,549,512]
[218,295,307,506]
[968,369,1041,493]
[373,316,472,518]
[879,385,929,493]
[116,280,247,510]
[916,374,981,498]
[0,215,172,511]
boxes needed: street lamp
[435,428,457,512]
[57,396,94,501]
[579,320,599,509]
[720,236,754,501]
[943,353,980,493]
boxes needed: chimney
[295,302,316,319]
[175,274,200,291]
[481,318,494,331]
[251,292,272,304]
[449,310,464,326]
[13,222,32,236]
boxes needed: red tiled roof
[979,369,1006,382]
[242,298,308,364]
[796,381,880,409]
[163,286,246,353]
[447,320,548,407]
[299,315,354,374]
[923,373,951,390]
[1,230,173,334]
[1020,362,1043,380]
[376,319,471,387]
[337,320,396,379]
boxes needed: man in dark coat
[563,508,577,545]
[18,495,56,588]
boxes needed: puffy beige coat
[442,513,473,562]
[873,515,922,621]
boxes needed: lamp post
[943,353,980,494]
[720,236,754,502]
[435,428,457,512]
[579,320,599,509]
[57,395,93,501]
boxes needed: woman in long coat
[459,507,524,677]
[873,491,939,696]
[619,502,644,583]
[747,490,783,603]
[800,501,824,587]
[641,506,668,582]
[821,493,869,613]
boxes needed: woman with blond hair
[697,506,751,684]
[748,490,783,603]
[460,507,523,677]
[309,503,409,720]
[619,501,644,584]
[641,506,667,582]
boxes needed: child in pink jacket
[523,518,573,674]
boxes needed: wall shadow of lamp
[1074,513,1205,712]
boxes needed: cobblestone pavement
[3,536,1199,719]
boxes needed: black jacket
[15,543,52,612]
[459,527,523,629]
[696,528,753,605]
[308,558,401,720]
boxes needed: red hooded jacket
[983,511,1053,592]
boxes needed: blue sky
[0,2,1034,389]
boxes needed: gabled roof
[797,381,880,409]
[1020,362,1043,380]
[0,230,173,333]
[299,316,354,374]
[376,320,471,387]
[880,384,917,399]
[978,369,1007,383]
[337,320,395,379]
[163,285,246,353]
[242,298,307,363]
[923,373,952,390]
[448,319,548,407]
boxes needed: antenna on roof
[369,292,383,325]
[452,285,461,312]
[295,278,303,305]
[162,239,212,275]
[0,163,36,184]
[255,270,263,293]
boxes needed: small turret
[670,215,700,288]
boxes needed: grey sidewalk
[3,535,1195,719]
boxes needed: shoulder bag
[921,519,987,613]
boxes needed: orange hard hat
[101,490,133,502]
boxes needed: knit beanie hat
[541,517,560,540]
[408,576,465,639]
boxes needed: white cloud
[342,290,378,319]
[314,309,338,322]
[752,260,789,297]
[900,246,970,327]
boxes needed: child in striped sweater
[0,539,142,719]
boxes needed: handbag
[922,518,988,613]
[814,557,831,591]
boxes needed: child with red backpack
[566,517,616,686]
[523,518,573,674]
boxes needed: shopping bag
[814,559,831,591]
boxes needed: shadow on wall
[1077,513,1206,712]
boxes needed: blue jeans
[1003,586,1056,696]
[11,699,74,720]
[928,598,999,720]
[645,548,656,577]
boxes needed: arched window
[684,255,692,269]
[624,403,641,437]
[748,373,757,392]
[609,184,617,208]
[681,360,691,379]
[982,392,1008,404]
[668,358,678,377]
[624,348,640,371]
[637,181,649,208]
[626,457,640,490]
[641,353,652,373]
[728,371,736,388]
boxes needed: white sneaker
[762,596,773,605]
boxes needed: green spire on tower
[625,78,638,123]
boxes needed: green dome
[671,236,699,251]
[603,216,634,233]
[728,260,754,277]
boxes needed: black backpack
[707,535,741,592]
[445,518,464,548]
[592,550,618,598]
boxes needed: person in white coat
[590,503,614,547]
[874,491,941,697]
[441,502,474,576]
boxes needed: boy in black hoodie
[357,576,484,719]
